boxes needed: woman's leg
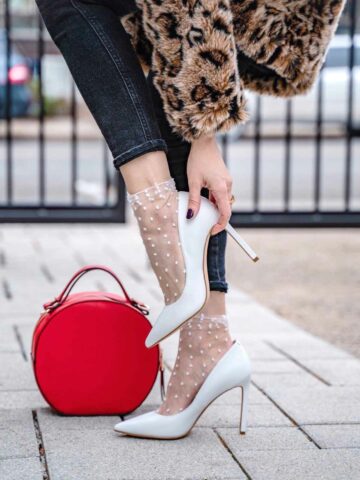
[146,72,233,414]
[36,0,169,181]
[36,0,187,299]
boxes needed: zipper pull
[130,298,150,315]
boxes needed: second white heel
[225,223,259,262]
[114,341,252,439]
[239,380,250,434]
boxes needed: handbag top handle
[43,265,149,314]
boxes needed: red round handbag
[31,265,164,416]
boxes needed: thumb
[187,181,202,219]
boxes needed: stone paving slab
[38,407,120,431]
[217,426,316,451]
[212,385,270,405]
[236,340,286,361]
[263,385,360,425]
[234,449,360,480]
[0,390,48,410]
[302,424,360,449]
[42,427,244,480]
[298,358,360,386]
[0,457,43,480]
[250,359,304,374]
[0,409,38,459]
[265,335,354,360]
[2,225,360,479]
[0,354,37,391]
[0,326,19,353]
[198,403,293,428]
[252,370,330,391]
[226,304,295,335]
[0,315,38,327]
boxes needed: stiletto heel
[225,223,259,262]
[114,341,252,439]
[239,380,250,434]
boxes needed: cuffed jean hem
[209,280,229,294]
[113,139,168,169]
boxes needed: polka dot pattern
[157,313,233,415]
[127,178,186,304]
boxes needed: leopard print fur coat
[121,0,345,142]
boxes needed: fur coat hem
[121,0,345,142]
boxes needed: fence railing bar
[284,99,293,212]
[103,140,110,206]
[38,14,46,206]
[314,66,324,212]
[5,0,13,205]
[221,133,229,166]
[344,0,357,211]
[70,82,78,205]
[253,96,261,212]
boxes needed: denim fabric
[36,0,167,167]
[36,0,228,294]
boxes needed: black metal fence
[224,0,360,227]
[0,0,126,223]
[0,0,359,226]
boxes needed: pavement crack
[13,325,28,361]
[74,250,87,267]
[214,429,252,479]
[95,280,106,291]
[32,410,51,480]
[40,264,55,283]
[264,340,331,386]
[251,380,298,427]
[0,249,6,267]
[251,380,322,449]
[297,425,322,449]
[2,279,12,299]
[126,266,143,282]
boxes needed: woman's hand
[186,134,233,235]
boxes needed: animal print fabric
[121,0,345,138]
[122,0,247,142]
[231,0,346,96]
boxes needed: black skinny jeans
[36,0,228,293]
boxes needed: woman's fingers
[210,185,232,235]
[187,180,202,219]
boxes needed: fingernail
[186,208,194,219]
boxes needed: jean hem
[209,281,228,294]
[113,139,168,169]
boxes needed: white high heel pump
[145,192,258,348]
[114,340,251,439]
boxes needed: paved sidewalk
[1,225,359,480]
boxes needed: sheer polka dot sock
[157,313,233,415]
[127,178,186,305]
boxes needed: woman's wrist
[192,133,216,147]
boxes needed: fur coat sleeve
[121,0,345,142]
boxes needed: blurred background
[0,1,359,355]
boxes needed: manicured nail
[186,208,194,219]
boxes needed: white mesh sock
[157,313,233,415]
[127,178,186,305]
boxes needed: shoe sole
[113,380,247,440]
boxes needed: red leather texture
[31,266,160,416]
